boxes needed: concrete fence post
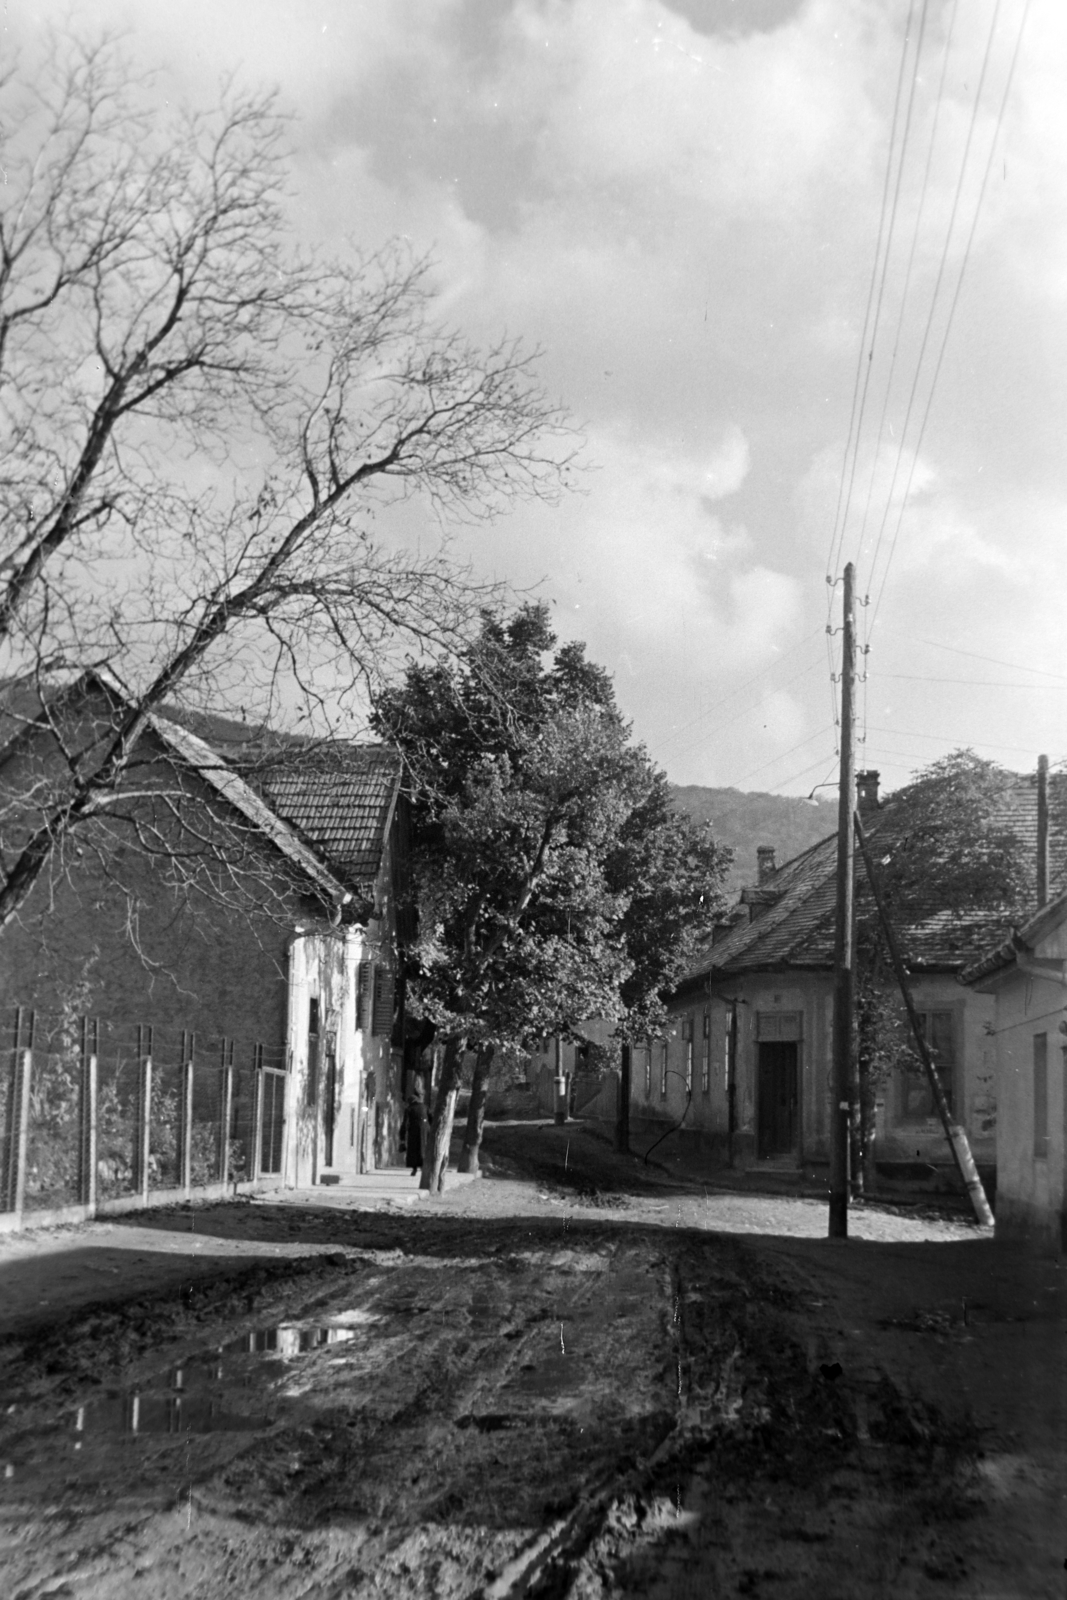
[179,1031,195,1193]
[219,1039,234,1186]
[8,1041,33,1218]
[79,1017,98,1212]
[250,1042,264,1183]
[134,1025,153,1204]
[4,1008,35,1216]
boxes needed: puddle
[63,1322,365,1442]
[221,1323,361,1357]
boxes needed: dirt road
[0,1122,1063,1598]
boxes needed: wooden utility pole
[853,813,994,1228]
[829,562,855,1239]
[1037,753,1049,908]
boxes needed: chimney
[856,770,880,815]
[1037,754,1049,908]
[756,845,777,884]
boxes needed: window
[659,1040,668,1099]
[644,1045,652,1098]
[681,1015,694,1092]
[355,962,370,1029]
[701,1008,711,1095]
[371,965,395,1037]
[1033,1034,1048,1159]
[900,1011,955,1120]
[756,1011,802,1041]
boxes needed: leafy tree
[851,749,1031,1187]
[374,605,728,1187]
[0,32,572,932]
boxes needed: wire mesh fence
[2,1005,288,1219]
[95,1018,140,1202]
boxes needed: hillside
[670,785,837,890]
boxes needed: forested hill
[670,786,837,890]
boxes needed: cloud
[7,0,1067,792]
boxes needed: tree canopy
[859,749,1032,941]
[374,603,729,1052]
[374,603,728,1187]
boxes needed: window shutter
[372,966,395,1037]
[355,962,371,1030]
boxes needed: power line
[840,0,931,577]
[732,725,838,788]
[858,0,959,593]
[864,0,1004,623]
[655,625,823,754]
[879,673,1067,690]
[659,652,827,766]
[825,2,920,588]
[767,754,842,796]
[868,0,1032,635]
[880,630,1067,681]
[865,722,1056,757]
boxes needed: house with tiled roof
[962,891,1067,1254]
[630,766,1064,1182]
[0,673,410,1215]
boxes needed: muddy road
[0,1124,1063,1598]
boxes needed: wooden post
[1037,753,1049,909]
[134,1024,153,1204]
[854,811,994,1228]
[79,1017,98,1211]
[219,1038,234,1186]
[615,1042,632,1153]
[179,1031,195,1193]
[829,562,856,1239]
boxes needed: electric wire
[862,0,1005,626]
[825,0,919,592]
[864,722,1054,757]
[838,0,930,584]
[655,624,824,755]
[766,754,844,796]
[880,631,1067,681]
[867,0,1032,637]
[879,673,1067,690]
[858,0,960,598]
[662,653,828,767]
[732,725,839,789]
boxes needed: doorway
[757,1041,798,1157]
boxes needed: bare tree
[0,33,574,930]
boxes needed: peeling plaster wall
[986,928,1067,1253]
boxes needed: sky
[7,0,1065,797]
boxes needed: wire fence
[1,1005,289,1222]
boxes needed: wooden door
[757,1041,798,1157]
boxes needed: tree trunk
[615,1042,631,1153]
[458,1044,493,1175]
[421,1035,464,1194]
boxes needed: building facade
[630,768,1061,1180]
[964,893,1067,1253]
[0,677,409,1215]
